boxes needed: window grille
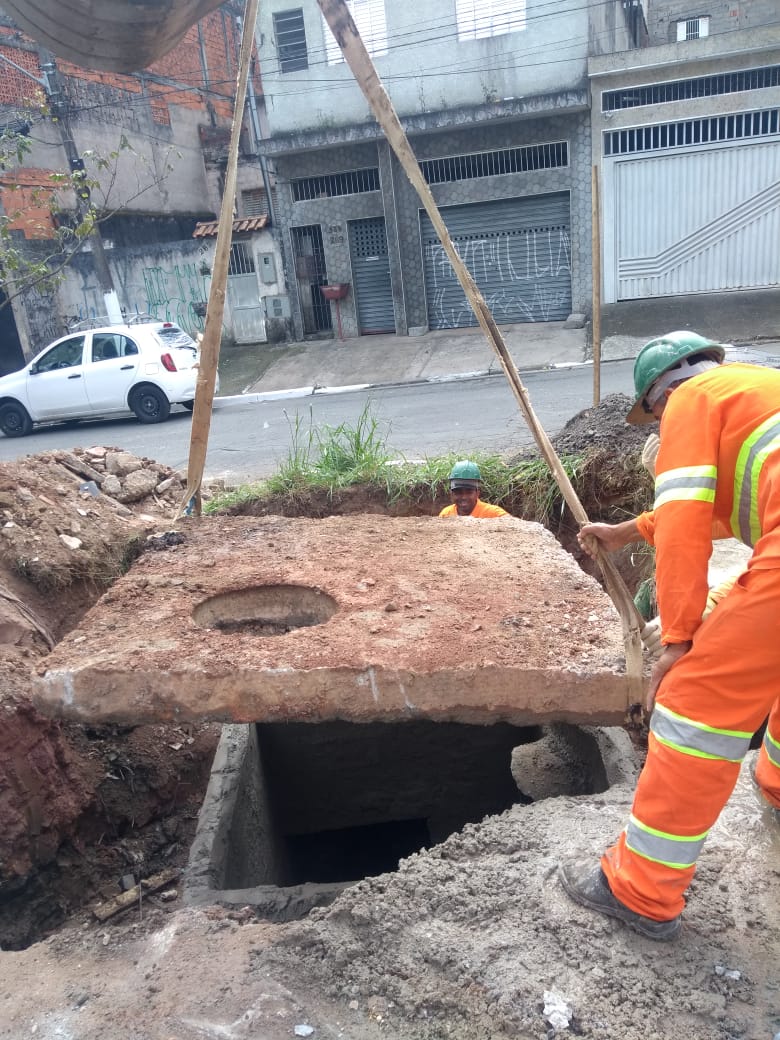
[228,242,255,275]
[456,0,526,40]
[677,16,709,41]
[325,0,387,64]
[274,8,308,73]
[292,167,380,201]
[420,142,567,185]
[603,108,780,156]
[603,65,780,112]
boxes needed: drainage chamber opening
[192,584,337,636]
[219,720,543,891]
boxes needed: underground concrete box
[184,720,639,917]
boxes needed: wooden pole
[177,0,259,519]
[591,165,602,407]
[317,0,644,696]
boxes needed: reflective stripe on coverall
[602,363,780,921]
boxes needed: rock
[116,470,159,504]
[155,476,180,495]
[105,452,143,477]
[563,312,586,329]
[58,535,83,551]
[102,475,122,498]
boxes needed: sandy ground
[1,761,778,1040]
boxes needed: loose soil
[0,400,777,1040]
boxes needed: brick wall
[0,168,57,238]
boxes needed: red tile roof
[193,215,269,238]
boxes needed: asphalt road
[0,361,635,483]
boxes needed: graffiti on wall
[138,262,208,336]
[424,227,572,328]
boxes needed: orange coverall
[602,363,780,921]
[439,501,508,518]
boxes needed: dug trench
[1,398,777,1040]
[0,396,652,952]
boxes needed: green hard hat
[449,459,482,487]
[627,330,725,425]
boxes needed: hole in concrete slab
[192,584,337,636]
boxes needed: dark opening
[286,818,431,884]
[222,719,540,890]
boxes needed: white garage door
[421,193,572,329]
[604,137,780,301]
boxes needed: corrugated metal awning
[193,215,269,238]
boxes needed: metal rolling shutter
[349,217,396,334]
[421,193,571,329]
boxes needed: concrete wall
[13,227,285,359]
[272,111,592,341]
[646,0,774,43]
[258,0,592,137]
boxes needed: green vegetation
[204,403,587,526]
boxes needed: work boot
[558,859,682,942]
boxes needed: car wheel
[182,401,194,411]
[129,385,171,424]
[0,401,32,437]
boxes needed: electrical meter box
[263,295,291,319]
[259,253,277,284]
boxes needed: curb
[214,360,608,405]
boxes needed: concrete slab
[32,515,635,726]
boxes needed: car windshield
[153,325,197,351]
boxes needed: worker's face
[648,388,673,422]
[451,485,479,515]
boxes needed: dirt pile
[0,446,220,949]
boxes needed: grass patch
[205,402,588,525]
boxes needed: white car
[0,322,217,437]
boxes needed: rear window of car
[153,325,197,351]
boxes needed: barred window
[292,167,380,201]
[274,9,308,73]
[324,0,386,64]
[603,109,780,156]
[603,64,780,112]
[420,142,567,184]
[456,0,526,40]
[677,16,709,41]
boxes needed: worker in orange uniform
[438,460,509,518]
[559,330,780,941]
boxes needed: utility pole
[0,47,121,323]
[40,57,122,323]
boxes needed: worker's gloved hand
[641,433,661,478]
[641,616,663,660]
[703,574,739,618]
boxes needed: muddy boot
[558,859,681,942]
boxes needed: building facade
[255,0,641,343]
[590,19,780,307]
[0,2,273,371]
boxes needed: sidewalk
[240,322,589,398]
[221,320,780,400]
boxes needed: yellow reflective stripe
[730,412,780,547]
[764,729,780,769]
[654,465,717,511]
[651,703,751,763]
[625,814,708,870]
